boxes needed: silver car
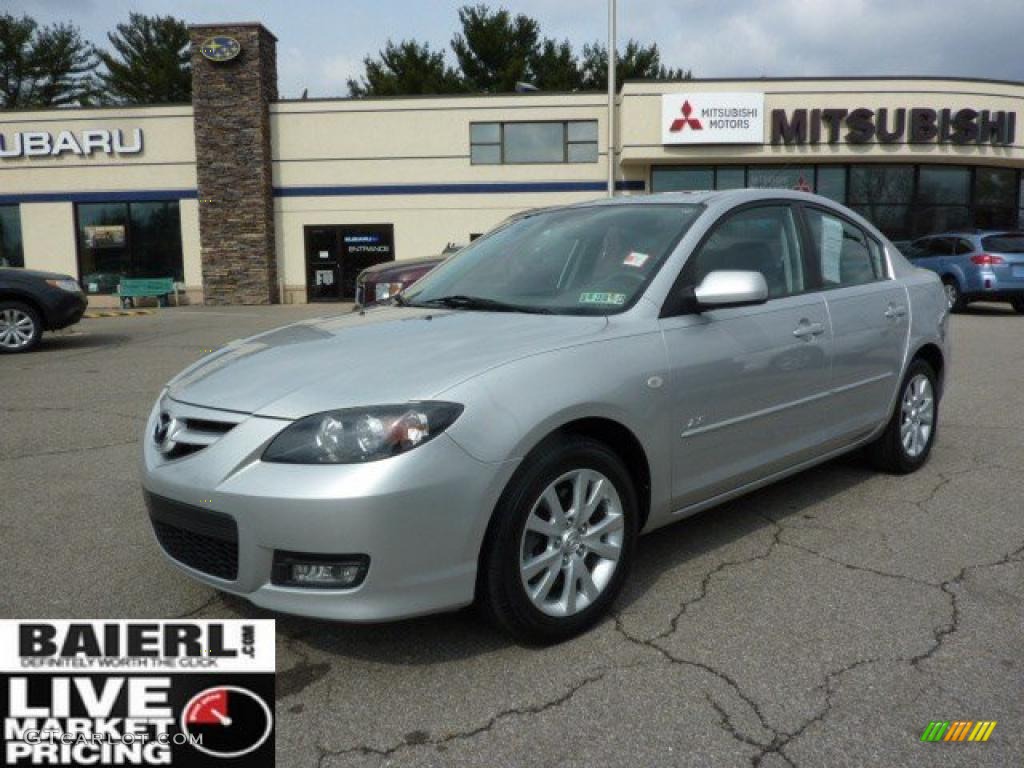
[142,190,949,643]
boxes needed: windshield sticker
[623,251,649,268]
[579,292,626,306]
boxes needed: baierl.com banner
[1,620,275,767]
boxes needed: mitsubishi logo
[154,412,183,454]
[669,100,702,132]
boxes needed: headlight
[375,282,404,301]
[46,278,82,293]
[263,402,463,464]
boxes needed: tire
[865,359,939,474]
[1011,297,1024,314]
[0,301,43,354]
[478,435,638,644]
[942,278,966,312]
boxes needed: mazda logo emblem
[154,412,182,454]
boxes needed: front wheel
[1011,296,1024,314]
[942,278,966,312]
[0,301,43,353]
[479,436,638,644]
[865,359,938,474]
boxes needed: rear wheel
[942,278,966,312]
[866,359,938,474]
[479,436,637,644]
[0,301,42,353]
[1011,297,1024,314]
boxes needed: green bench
[118,277,178,309]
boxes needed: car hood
[0,267,73,281]
[361,255,443,278]
[166,306,608,419]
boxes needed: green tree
[0,13,96,107]
[450,4,540,92]
[531,38,582,91]
[580,40,691,91]
[93,13,190,104]
[348,40,464,97]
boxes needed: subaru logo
[154,412,182,454]
[199,36,241,63]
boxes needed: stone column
[189,24,279,304]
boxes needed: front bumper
[42,289,87,330]
[140,398,519,621]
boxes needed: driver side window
[689,205,805,299]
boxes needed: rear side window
[804,209,881,288]
[927,238,956,256]
[956,239,975,254]
[981,234,1024,253]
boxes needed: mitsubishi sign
[661,93,765,145]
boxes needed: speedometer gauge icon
[182,686,274,759]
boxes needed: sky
[9,0,1024,98]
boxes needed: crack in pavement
[0,439,138,463]
[174,591,224,619]
[609,495,1024,768]
[314,670,611,767]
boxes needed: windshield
[403,204,703,315]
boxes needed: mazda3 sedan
[142,190,949,643]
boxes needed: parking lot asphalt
[1,303,1021,767]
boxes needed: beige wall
[20,203,76,274]
[178,198,203,292]
[271,93,617,300]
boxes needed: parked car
[0,267,88,353]
[900,231,1024,312]
[142,190,948,643]
[354,244,462,307]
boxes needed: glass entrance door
[305,227,343,302]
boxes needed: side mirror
[691,270,768,309]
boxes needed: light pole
[607,0,616,197]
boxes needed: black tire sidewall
[483,436,638,644]
[1011,297,1024,314]
[0,301,42,353]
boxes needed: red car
[354,245,460,307]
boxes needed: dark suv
[902,231,1024,312]
[354,244,462,307]
[0,268,88,352]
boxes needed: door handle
[884,304,907,319]
[793,321,825,340]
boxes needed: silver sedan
[141,190,949,643]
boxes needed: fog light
[272,552,369,589]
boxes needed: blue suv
[902,231,1024,313]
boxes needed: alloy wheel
[900,374,934,458]
[943,282,958,310]
[0,308,36,350]
[519,468,624,617]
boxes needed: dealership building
[1,22,1022,305]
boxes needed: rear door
[659,202,832,510]
[800,205,909,445]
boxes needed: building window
[470,121,598,164]
[651,166,713,191]
[650,163,1022,241]
[0,205,24,268]
[76,201,183,294]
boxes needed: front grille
[155,405,243,461]
[146,492,238,580]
